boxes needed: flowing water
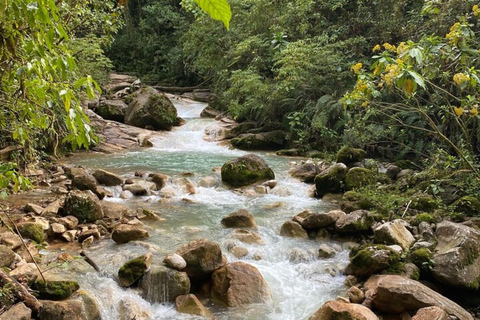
[56,98,349,320]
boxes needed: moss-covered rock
[335,210,374,234]
[410,194,438,212]
[414,213,437,225]
[341,191,375,213]
[221,154,275,187]
[140,266,191,303]
[345,244,401,277]
[409,248,433,271]
[314,163,348,197]
[344,168,375,190]
[32,280,80,300]
[336,146,366,165]
[63,190,103,223]
[231,130,287,150]
[95,99,128,122]
[451,196,480,216]
[118,253,153,287]
[18,222,46,243]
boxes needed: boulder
[280,221,308,239]
[289,163,322,183]
[100,201,129,220]
[221,154,275,187]
[78,291,101,320]
[363,275,473,320]
[373,220,415,250]
[175,294,212,318]
[346,245,401,277]
[118,298,151,320]
[24,203,43,215]
[432,221,480,289]
[314,163,348,197]
[348,286,365,304]
[385,164,401,180]
[124,87,178,130]
[140,265,190,303]
[211,261,270,307]
[112,224,149,244]
[95,99,128,122]
[71,172,98,193]
[0,245,16,267]
[50,223,67,236]
[92,169,123,186]
[0,231,22,250]
[0,302,31,320]
[198,176,217,188]
[123,184,148,196]
[231,229,264,244]
[38,300,86,320]
[17,222,46,243]
[176,239,225,280]
[335,210,374,234]
[412,306,449,320]
[345,168,375,190]
[230,246,249,258]
[63,191,103,223]
[231,130,287,151]
[150,173,167,190]
[118,252,153,287]
[163,253,187,271]
[299,212,337,229]
[336,146,366,165]
[221,209,257,228]
[318,244,336,258]
[32,280,80,300]
[308,300,377,320]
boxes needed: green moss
[348,244,401,277]
[345,168,375,190]
[410,194,439,212]
[384,262,406,275]
[221,156,275,187]
[314,163,347,197]
[409,248,433,270]
[18,223,46,243]
[32,280,80,300]
[118,255,150,287]
[336,146,366,165]
[461,244,479,268]
[451,196,480,216]
[414,213,437,225]
[63,191,102,223]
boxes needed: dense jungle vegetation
[1,0,480,195]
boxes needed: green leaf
[407,70,426,89]
[193,0,232,29]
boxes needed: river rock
[221,209,257,228]
[221,154,275,187]
[24,203,43,215]
[77,229,100,243]
[10,263,40,284]
[345,168,375,190]
[308,300,377,320]
[118,298,151,320]
[95,99,128,122]
[175,294,212,318]
[289,163,322,183]
[163,253,187,270]
[363,275,473,320]
[100,201,129,220]
[231,130,287,151]
[348,286,365,303]
[150,173,168,190]
[373,219,415,250]
[39,300,86,320]
[92,169,123,186]
[58,216,79,230]
[17,222,46,243]
[0,231,22,250]
[318,244,336,258]
[118,252,153,287]
[280,221,308,239]
[300,212,337,229]
[140,265,190,303]
[78,291,101,320]
[231,229,264,244]
[211,261,270,307]
[176,239,225,280]
[314,163,348,197]
[412,306,449,320]
[230,246,249,258]
[50,223,67,236]
[32,280,80,300]
[0,245,15,267]
[43,200,61,216]
[112,224,149,244]
[63,190,103,223]
[432,221,480,289]
[61,230,78,242]
[71,171,98,193]
[0,302,32,320]
[335,210,374,234]
[125,87,178,130]
[198,176,217,188]
[123,184,148,196]
[345,245,401,277]
[336,146,367,165]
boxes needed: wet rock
[176,239,225,280]
[120,190,134,199]
[24,203,43,215]
[300,212,337,229]
[336,146,367,166]
[348,286,364,303]
[32,280,80,300]
[231,130,287,151]
[150,173,168,190]
[140,265,190,303]
[175,294,212,318]
[95,99,128,122]
[58,216,79,230]
[0,231,22,250]
[221,209,257,228]
[211,261,270,307]
[92,169,123,186]
[412,306,449,320]
[100,201,129,220]
[364,275,473,320]
[18,222,46,243]
[163,253,187,271]
[314,163,348,197]
[39,300,86,320]
[308,300,377,320]
[71,171,98,193]
[125,87,178,130]
[123,184,148,196]
[112,224,149,244]
[335,210,374,234]
[198,176,217,188]
[432,221,480,289]
[43,200,62,216]
[345,168,375,190]
[230,246,249,259]
[61,230,78,242]
[280,221,308,239]
[221,154,275,187]
[345,245,401,277]
[78,291,101,320]
[50,223,67,236]
[118,298,151,320]
[0,245,15,267]
[77,229,100,243]
[289,163,321,183]
[289,248,311,263]
[231,229,264,244]
[63,190,103,223]
[0,302,31,320]
[373,219,415,250]
[118,252,153,287]
[318,244,336,258]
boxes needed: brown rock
[412,306,449,320]
[231,229,264,244]
[0,302,32,320]
[308,300,378,320]
[140,265,190,303]
[0,231,22,250]
[211,261,270,307]
[92,169,123,186]
[280,221,308,238]
[112,224,149,244]
[176,239,225,280]
[374,220,415,250]
[348,286,365,303]
[150,173,168,190]
[100,201,129,220]
[175,294,212,318]
[39,300,87,320]
[221,209,257,228]
[58,216,79,230]
[24,203,43,215]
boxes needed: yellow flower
[372,44,381,52]
[351,62,363,74]
[397,42,407,55]
[453,73,470,86]
[453,106,464,116]
[473,4,480,16]
[361,101,370,107]
[446,22,461,45]
[470,107,479,116]
[383,43,396,53]
[382,64,399,86]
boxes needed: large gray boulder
[373,219,415,250]
[335,210,374,234]
[140,266,190,303]
[231,130,287,151]
[93,169,123,186]
[176,239,225,280]
[95,99,128,122]
[432,221,480,289]
[125,87,178,130]
[221,154,274,187]
[346,245,400,277]
[63,190,103,223]
[112,224,149,244]
[314,163,348,197]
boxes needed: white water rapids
[55,98,349,319]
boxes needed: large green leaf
[194,0,232,29]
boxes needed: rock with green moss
[410,248,433,271]
[345,244,401,277]
[383,262,420,280]
[231,130,287,151]
[451,196,480,216]
[336,146,366,165]
[95,99,127,122]
[415,213,437,225]
[335,210,374,234]
[32,280,80,300]
[410,194,438,212]
[373,219,415,250]
[140,265,190,303]
[341,191,375,213]
[221,154,275,188]
[314,163,348,197]
[18,222,46,243]
[344,168,375,190]
[118,252,153,287]
[432,221,480,290]
[63,190,103,223]
[125,87,179,130]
